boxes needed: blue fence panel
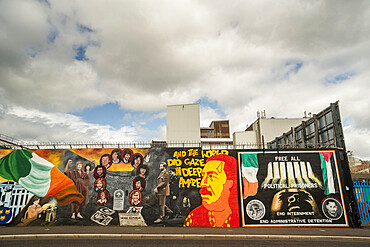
[353,181,370,225]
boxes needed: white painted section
[232,118,306,147]
[166,104,306,146]
[166,103,200,142]
[200,138,233,143]
[233,130,257,144]
[242,166,259,183]
[259,118,305,142]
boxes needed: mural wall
[0,148,352,227]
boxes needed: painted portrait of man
[93,165,106,179]
[122,148,133,164]
[184,154,239,227]
[322,198,343,220]
[154,162,173,223]
[133,176,146,192]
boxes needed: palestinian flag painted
[240,153,259,199]
[0,149,84,206]
[319,151,339,195]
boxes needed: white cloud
[0,105,138,142]
[0,0,369,159]
[344,126,370,160]
[200,106,223,127]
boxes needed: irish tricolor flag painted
[0,149,84,206]
[319,151,339,195]
[240,153,259,199]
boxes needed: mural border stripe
[0,234,369,242]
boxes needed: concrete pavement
[1,226,370,242]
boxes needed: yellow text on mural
[173,149,199,158]
[201,150,229,158]
[179,177,201,188]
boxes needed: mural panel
[0,148,350,227]
[239,150,348,226]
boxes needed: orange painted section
[46,166,84,206]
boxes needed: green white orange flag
[0,149,84,206]
[240,153,259,199]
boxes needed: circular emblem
[322,198,343,220]
[0,207,13,225]
[246,200,265,220]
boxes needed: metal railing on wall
[1,139,340,150]
[266,141,340,150]
[22,141,153,150]
[353,181,370,226]
[0,133,26,149]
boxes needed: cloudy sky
[0,0,369,159]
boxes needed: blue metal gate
[353,181,370,225]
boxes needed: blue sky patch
[74,45,88,61]
[38,0,50,7]
[121,109,166,140]
[324,72,355,85]
[25,44,43,58]
[26,47,40,58]
[47,30,58,43]
[196,97,218,109]
[284,60,303,77]
[342,118,352,127]
[196,97,226,119]
[77,24,94,33]
[71,102,125,129]
[71,102,166,139]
